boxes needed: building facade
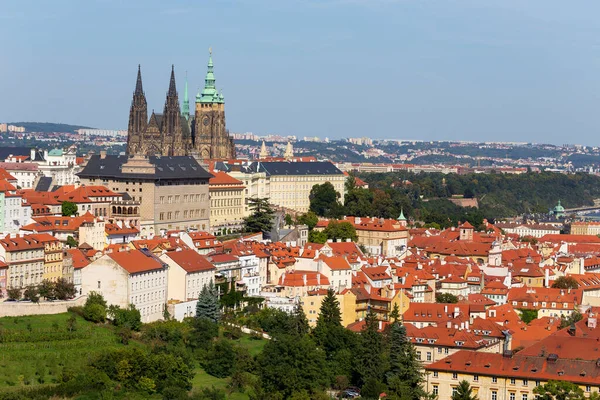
[78,154,212,236]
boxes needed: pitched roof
[165,249,216,273]
[66,248,91,269]
[107,249,166,274]
[426,350,600,385]
[319,255,352,270]
[251,161,343,176]
[278,270,330,287]
[78,155,213,180]
[209,171,243,186]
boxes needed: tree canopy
[243,198,275,234]
[309,182,343,218]
[61,201,78,217]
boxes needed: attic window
[484,363,491,368]
[513,366,519,371]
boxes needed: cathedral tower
[193,50,235,160]
[126,65,148,155]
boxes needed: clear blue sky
[2,0,600,145]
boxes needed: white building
[80,249,168,322]
[161,249,216,302]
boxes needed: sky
[2,0,600,145]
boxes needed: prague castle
[126,51,235,159]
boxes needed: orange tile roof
[208,171,244,186]
[22,213,96,233]
[539,234,600,244]
[105,223,139,236]
[0,168,16,182]
[426,350,600,385]
[278,270,330,287]
[319,255,351,270]
[0,235,48,251]
[0,179,17,192]
[56,185,120,203]
[108,249,166,274]
[166,249,216,273]
[66,248,91,269]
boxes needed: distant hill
[8,122,94,134]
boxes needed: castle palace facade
[126,52,235,160]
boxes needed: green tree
[559,310,583,329]
[309,182,342,218]
[61,201,78,216]
[83,291,107,323]
[6,287,21,300]
[243,198,275,234]
[203,338,237,378]
[386,322,427,400]
[66,235,78,248]
[189,317,219,350]
[196,280,220,323]
[323,220,358,242]
[289,304,310,336]
[308,230,328,244]
[257,334,329,397]
[284,214,294,226]
[389,303,400,323]
[552,276,579,289]
[436,292,459,303]
[518,309,539,324]
[108,304,142,331]
[55,278,77,300]
[23,285,40,303]
[452,380,478,400]
[534,380,586,400]
[38,280,56,300]
[354,311,385,387]
[66,313,77,332]
[297,211,319,230]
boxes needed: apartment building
[78,154,212,237]
[81,249,168,322]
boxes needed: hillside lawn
[0,313,266,396]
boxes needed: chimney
[30,148,35,161]
[336,238,342,243]
[378,320,383,331]
[444,305,448,313]
[317,273,321,286]
[460,322,465,330]
[303,274,307,286]
[346,238,351,242]
[447,321,452,328]
[454,307,460,318]
[545,268,550,288]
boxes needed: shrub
[83,303,106,323]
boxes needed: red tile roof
[426,350,600,385]
[278,270,330,287]
[166,249,216,273]
[108,249,166,274]
[209,171,244,186]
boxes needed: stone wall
[0,296,87,317]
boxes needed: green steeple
[182,72,190,120]
[398,208,406,221]
[198,48,221,104]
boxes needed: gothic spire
[135,64,144,95]
[198,48,219,103]
[182,71,190,120]
[167,64,177,97]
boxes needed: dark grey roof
[0,147,45,162]
[251,161,343,176]
[121,192,133,200]
[154,113,164,128]
[78,155,213,180]
[35,176,53,191]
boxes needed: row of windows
[211,198,242,207]
[131,290,165,304]
[211,208,243,217]
[159,209,206,221]
[159,194,208,204]
[512,301,567,308]
[131,276,165,291]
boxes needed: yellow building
[315,216,409,257]
[424,350,600,400]
[301,289,357,327]
[38,235,64,282]
[209,171,245,235]
[257,161,345,213]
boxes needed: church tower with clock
[192,50,236,160]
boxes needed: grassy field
[0,313,267,397]
[0,313,130,389]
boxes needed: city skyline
[3,0,600,144]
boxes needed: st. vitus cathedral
[126,51,235,159]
